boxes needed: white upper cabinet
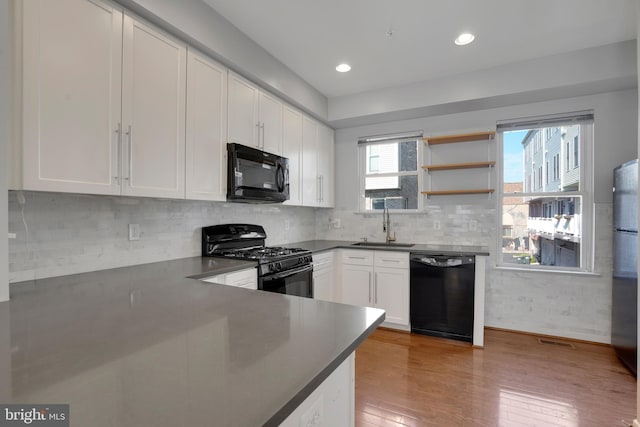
[227,71,259,148]
[301,116,335,207]
[301,115,319,206]
[185,49,228,201]
[282,105,303,206]
[258,91,283,155]
[121,14,186,199]
[227,71,283,155]
[18,0,187,199]
[317,123,335,207]
[20,0,123,195]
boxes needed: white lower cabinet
[279,353,354,427]
[340,250,409,329]
[313,251,336,302]
[202,267,257,290]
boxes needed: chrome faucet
[383,207,396,244]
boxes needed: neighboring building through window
[499,112,593,271]
[359,133,420,210]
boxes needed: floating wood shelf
[421,189,495,196]
[422,161,496,172]
[423,131,496,145]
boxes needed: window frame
[496,113,594,273]
[358,135,422,212]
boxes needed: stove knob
[275,262,282,271]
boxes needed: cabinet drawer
[225,268,257,289]
[313,251,334,269]
[341,250,374,266]
[201,274,225,284]
[374,251,409,269]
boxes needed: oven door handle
[264,264,313,280]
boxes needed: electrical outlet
[284,220,291,231]
[8,233,16,239]
[300,395,323,427]
[128,224,141,241]
[469,220,478,231]
[433,220,441,230]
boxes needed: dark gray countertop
[1,257,385,427]
[287,240,490,256]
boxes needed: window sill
[354,210,421,215]
[493,265,600,277]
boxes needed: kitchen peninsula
[0,257,384,426]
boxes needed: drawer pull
[381,259,401,263]
[348,256,366,260]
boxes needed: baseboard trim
[484,326,611,347]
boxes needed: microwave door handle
[276,163,285,192]
[266,264,313,280]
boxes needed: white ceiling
[202,0,637,99]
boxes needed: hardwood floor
[355,328,636,427]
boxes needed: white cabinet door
[122,14,186,199]
[21,0,122,195]
[341,264,373,307]
[185,49,227,201]
[375,266,409,326]
[317,123,335,207]
[227,71,259,148]
[282,106,303,206]
[313,251,335,302]
[258,91,283,155]
[313,267,333,302]
[301,116,319,206]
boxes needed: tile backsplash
[8,191,615,342]
[8,191,316,283]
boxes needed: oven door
[259,264,313,298]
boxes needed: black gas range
[202,224,313,298]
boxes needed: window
[545,160,549,185]
[498,112,593,271]
[359,133,420,211]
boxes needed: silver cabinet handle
[374,272,378,304]
[317,176,321,203]
[255,122,261,148]
[114,123,121,184]
[320,175,324,203]
[368,272,372,303]
[260,122,265,149]
[124,125,132,182]
[381,259,401,263]
[348,256,366,260]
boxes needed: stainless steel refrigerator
[612,159,638,376]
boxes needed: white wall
[113,0,328,122]
[8,192,316,283]
[0,0,9,302]
[329,41,637,129]
[321,89,637,343]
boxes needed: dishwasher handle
[410,255,475,267]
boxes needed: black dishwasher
[410,254,475,342]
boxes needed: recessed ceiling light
[336,63,351,73]
[454,33,475,46]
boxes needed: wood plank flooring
[355,328,636,427]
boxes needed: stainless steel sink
[351,242,415,248]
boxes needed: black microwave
[227,143,289,203]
